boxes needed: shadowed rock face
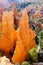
[14,16,19,29]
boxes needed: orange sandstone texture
[19,10,36,51]
[12,10,36,63]
[12,37,26,63]
[0,11,18,53]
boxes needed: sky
[0,0,21,8]
[0,0,11,8]
[8,0,21,2]
[0,0,43,8]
